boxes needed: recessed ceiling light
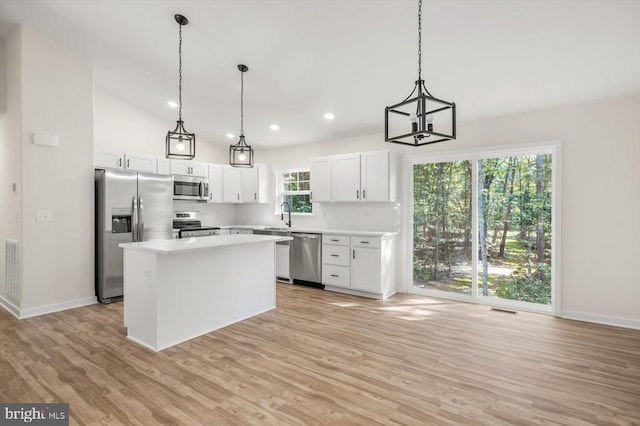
[324,112,335,120]
[270,124,280,131]
[167,100,178,108]
[226,133,235,138]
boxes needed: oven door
[173,177,209,201]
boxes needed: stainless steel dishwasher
[290,232,323,288]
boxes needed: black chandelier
[166,14,196,159]
[385,0,456,146]
[229,64,254,167]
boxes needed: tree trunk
[499,157,517,257]
[535,155,545,267]
[433,163,444,281]
[478,161,489,296]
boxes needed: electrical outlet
[36,211,51,222]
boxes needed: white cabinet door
[223,167,242,203]
[208,165,223,203]
[351,246,380,293]
[242,167,259,203]
[331,154,361,202]
[361,151,389,202]
[95,151,123,169]
[276,244,290,279]
[310,157,332,202]
[170,160,191,176]
[190,162,209,178]
[124,153,157,173]
[157,158,171,175]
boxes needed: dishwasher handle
[293,233,321,240]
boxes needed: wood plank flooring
[1,284,639,425]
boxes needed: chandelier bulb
[238,153,246,161]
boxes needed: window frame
[275,167,314,216]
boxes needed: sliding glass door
[413,161,473,296]
[410,147,557,312]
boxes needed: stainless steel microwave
[173,175,209,201]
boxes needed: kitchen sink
[254,227,292,236]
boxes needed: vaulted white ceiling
[1,0,639,148]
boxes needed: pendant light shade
[229,64,254,167]
[166,14,196,159]
[385,0,456,146]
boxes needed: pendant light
[385,0,456,146]
[229,64,254,168]
[166,14,196,159]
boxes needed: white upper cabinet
[124,153,157,173]
[312,150,398,203]
[242,167,259,203]
[156,158,171,175]
[310,157,332,202]
[170,160,209,178]
[94,151,124,170]
[94,151,158,174]
[331,154,361,201]
[222,167,242,203]
[360,150,390,202]
[207,164,223,203]
[222,164,270,203]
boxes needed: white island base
[120,235,289,351]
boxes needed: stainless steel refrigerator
[95,169,173,304]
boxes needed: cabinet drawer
[322,264,350,287]
[322,245,350,266]
[351,236,380,248]
[323,234,350,246]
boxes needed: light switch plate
[36,211,51,222]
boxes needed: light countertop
[120,234,292,254]
[218,225,398,237]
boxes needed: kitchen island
[119,234,291,351]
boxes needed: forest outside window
[411,147,556,311]
[277,169,313,215]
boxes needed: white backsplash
[233,202,402,232]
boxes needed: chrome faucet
[280,201,292,228]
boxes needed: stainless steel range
[172,211,220,238]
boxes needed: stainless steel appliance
[173,175,209,201]
[95,169,173,304]
[172,211,220,238]
[291,232,322,287]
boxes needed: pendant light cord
[417,0,422,82]
[178,21,183,122]
[240,69,244,135]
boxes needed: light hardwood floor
[1,284,639,425]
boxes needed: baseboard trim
[0,296,21,319]
[18,296,98,319]
[561,310,640,330]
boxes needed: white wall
[243,95,640,327]
[0,26,95,315]
[0,28,23,307]
[19,26,95,312]
[94,89,227,164]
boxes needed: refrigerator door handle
[131,195,138,242]
[138,196,144,241]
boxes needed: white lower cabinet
[276,244,290,281]
[322,233,395,299]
